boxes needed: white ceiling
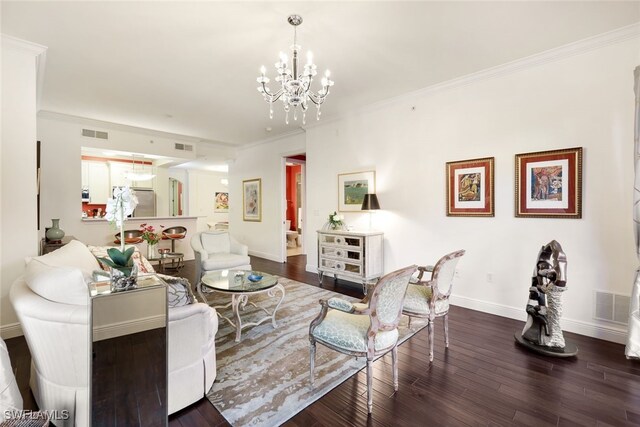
[2,1,639,145]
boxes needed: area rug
[205,277,427,426]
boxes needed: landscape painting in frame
[215,192,229,213]
[515,147,582,218]
[446,157,494,217]
[242,179,261,221]
[338,171,376,212]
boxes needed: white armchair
[191,231,251,279]
[10,240,218,426]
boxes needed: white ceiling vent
[81,128,108,140]
[594,291,630,325]
[175,143,193,152]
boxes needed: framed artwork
[446,157,495,217]
[338,170,376,212]
[215,192,229,213]
[515,147,583,218]
[242,178,262,221]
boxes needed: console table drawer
[319,234,362,248]
[319,258,362,275]
[320,245,362,262]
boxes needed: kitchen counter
[82,216,201,222]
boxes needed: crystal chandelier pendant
[256,15,334,125]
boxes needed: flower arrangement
[328,211,344,230]
[101,187,139,286]
[140,223,164,245]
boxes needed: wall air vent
[175,143,194,152]
[594,291,630,325]
[81,128,108,139]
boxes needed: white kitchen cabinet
[317,229,384,295]
[108,162,129,188]
[85,161,110,204]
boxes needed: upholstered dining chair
[402,250,465,362]
[309,265,417,414]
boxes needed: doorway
[284,155,306,260]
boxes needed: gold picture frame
[515,147,583,218]
[446,157,495,217]
[242,178,262,221]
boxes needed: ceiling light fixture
[124,154,155,182]
[257,14,334,125]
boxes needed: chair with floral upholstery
[309,265,417,414]
[402,250,465,362]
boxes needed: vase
[46,219,65,242]
[147,243,158,259]
[110,263,138,293]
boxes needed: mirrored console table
[89,275,168,426]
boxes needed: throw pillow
[157,274,196,307]
[26,240,100,274]
[87,245,155,274]
[25,260,89,305]
[201,232,231,254]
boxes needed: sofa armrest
[229,236,248,256]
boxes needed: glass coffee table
[198,270,285,342]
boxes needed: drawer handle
[335,250,344,257]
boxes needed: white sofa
[10,240,217,426]
[191,231,251,279]
[0,337,23,420]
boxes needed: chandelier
[257,14,334,125]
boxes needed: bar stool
[162,226,187,270]
[114,230,143,244]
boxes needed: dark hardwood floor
[6,255,640,426]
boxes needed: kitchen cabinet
[84,160,110,204]
[108,161,128,188]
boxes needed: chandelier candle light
[257,14,334,125]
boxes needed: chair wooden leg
[366,358,373,414]
[428,320,434,362]
[444,314,450,348]
[391,345,399,391]
[309,339,316,386]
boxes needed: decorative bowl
[247,274,263,283]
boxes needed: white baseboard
[0,323,23,340]
[249,250,281,263]
[93,315,166,342]
[451,294,628,344]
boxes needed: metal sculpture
[515,240,578,357]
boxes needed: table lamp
[361,194,381,229]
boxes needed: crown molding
[37,110,236,148]
[2,34,48,111]
[303,22,640,131]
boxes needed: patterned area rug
[205,277,427,426]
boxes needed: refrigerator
[131,188,156,217]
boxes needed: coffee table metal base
[201,284,285,342]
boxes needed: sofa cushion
[157,274,196,308]
[27,240,100,274]
[200,232,230,254]
[202,253,251,271]
[25,260,89,306]
[87,245,155,274]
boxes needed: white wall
[303,36,640,343]
[185,169,229,231]
[0,36,47,338]
[229,132,306,261]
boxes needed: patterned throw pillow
[87,245,155,274]
[157,274,196,307]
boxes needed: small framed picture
[215,192,229,213]
[242,179,261,222]
[338,171,376,212]
[515,147,583,218]
[446,157,495,217]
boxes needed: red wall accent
[286,165,301,230]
